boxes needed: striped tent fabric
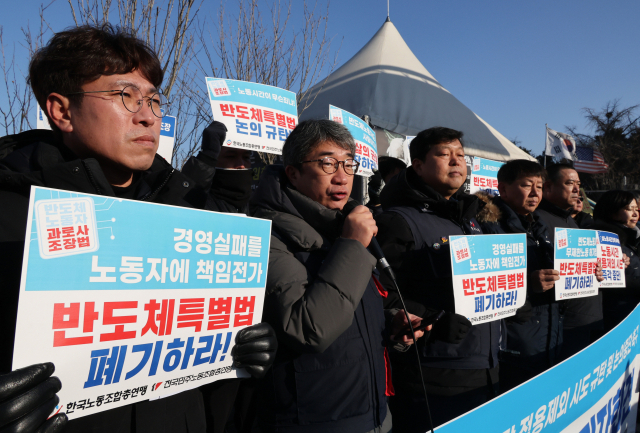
[574,146,609,174]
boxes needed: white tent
[299,18,536,162]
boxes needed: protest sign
[597,231,626,289]
[205,78,297,155]
[449,234,527,324]
[554,228,599,301]
[157,115,176,163]
[436,304,640,432]
[12,186,271,420]
[329,105,378,177]
[469,157,504,195]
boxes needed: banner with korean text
[554,228,599,300]
[206,77,297,155]
[329,105,378,177]
[597,231,626,289]
[469,157,504,195]
[436,305,640,432]
[12,186,271,419]
[449,234,527,324]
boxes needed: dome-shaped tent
[299,18,535,162]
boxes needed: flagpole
[544,123,547,168]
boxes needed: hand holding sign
[530,269,559,292]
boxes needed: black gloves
[430,312,472,344]
[509,300,534,325]
[198,121,228,166]
[0,363,67,433]
[231,323,278,379]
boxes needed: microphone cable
[377,262,436,433]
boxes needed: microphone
[341,200,395,279]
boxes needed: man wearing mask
[0,24,276,433]
[537,164,605,360]
[375,127,499,431]
[181,123,259,433]
[182,122,253,214]
[475,160,562,391]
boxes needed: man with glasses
[250,119,425,433]
[0,24,276,433]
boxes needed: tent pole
[544,123,547,168]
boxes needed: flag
[574,147,608,174]
[545,126,577,161]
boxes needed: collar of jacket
[538,198,573,219]
[250,165,345,251]
[0,129,177,201]
[381,166,482,223]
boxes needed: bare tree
[190,0,339,164]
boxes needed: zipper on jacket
[141,169,175,201]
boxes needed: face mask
[210,168,253,210]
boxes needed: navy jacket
[478,196,563,373]
[376,168,500,376]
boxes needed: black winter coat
[376,167,500,393]
[250,165,389,433]
[0,130,208,433]
[537,198,603,330]
[477,196,563,373]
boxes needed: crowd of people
[1,23,639,433]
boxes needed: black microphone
[341,200,395,279]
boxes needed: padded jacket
[250,165,388,433]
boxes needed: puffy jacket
[593,220,640,332]
[537,198,603,329]
[250,165,388,433]
[376,168,500,374]
[476,195,563,373]
[0,130,208,433]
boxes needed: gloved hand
[0,363,67,433]
[509,300,534,324]
[231,323,278,379]
[430,312,471,344]
[198,121,228,165]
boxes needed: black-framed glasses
[65,85,167,118]
[302,157,360,175]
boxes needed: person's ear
[497,182,506,197]
[285,165,301,188]
[46,93,73,133]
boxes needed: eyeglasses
[302,157,360,175]
[65,85,167,118]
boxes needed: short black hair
[497,159,546,184]
[378,156,406,180]
[546,163,575,184]
[409,127,464,162]
[593,190,637,222]
[282,119,355,167]
[29,24,163,132]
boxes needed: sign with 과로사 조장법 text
[12,186,271,419]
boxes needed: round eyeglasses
[65,85,167,118]
[302,157,360,175]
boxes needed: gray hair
[282,119,356,167]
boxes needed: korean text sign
[469,157,504,195]
[13,187,271,420]
[329,105,378,177]
[449,234,527,324]
[435,305,640,433]
[206,77,297,155]
[597,231,626,289]
[554,228,599,300]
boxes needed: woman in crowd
[593,190,640,332]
